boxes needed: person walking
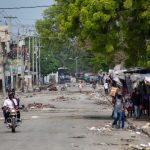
[104,80,109,95]
[112,92,125,128]
[78,81,83,93]
[132,89,141,119]
[92,81,97,92]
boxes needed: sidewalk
[127,117,150,137]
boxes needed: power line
[0,5,51,10]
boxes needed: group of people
[125,88,145,119]
[111,87,149,129]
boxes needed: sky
[0,0,55,34]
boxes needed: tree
[36,0,150,73]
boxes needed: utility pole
[15,30,19,90]
[38,38,41,86]
[35,36,38,86]
[28,32,31,76]
[20,25,26,92]
[32,36,35,87]
[27,29,33,91]
[4,16,17,89]
[0,38,6,96]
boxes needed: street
[0,84,150,150]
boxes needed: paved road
[0,85,149,150]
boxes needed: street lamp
[69,57,79,77]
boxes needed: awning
[143,74,150,85]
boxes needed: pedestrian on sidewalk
[104,80,109,95]
[112,92,125,128]
[132,89,141,119]
[125,98,133,117]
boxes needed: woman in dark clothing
[132,89,141,119]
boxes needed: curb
[127,119,150,137]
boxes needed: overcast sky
[0,0,54,32]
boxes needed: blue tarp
[143,74,150,77]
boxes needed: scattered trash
[140,144,148,148]
[128,144,150,150]
[28,103,55,110]
[88,124,112,134]
[93,142,106,146]
[56,96,68,101]
[33,87,41,92]
[142,123,150,129]
[71,143,79,148]
[136,132,141,135]
[88,126,97,131]
[120,138,134,142]
[94,100,110,106]
[93,142,120,146]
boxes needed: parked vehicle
[84,73,99,83]
[58,67,71,84]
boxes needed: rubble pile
[88,92,111,103]
[33,87,41,92]
[28,103,55,110]
[94,100,111,106]
[39,85,48,90]
[142,123,150,129]
[57,96,68,101]
[47,80,57,91]
[88,123,112,135]
[88,92,112,106]
[127,143,150,150]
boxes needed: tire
[11,117,16,133]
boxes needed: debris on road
[120,138,134,142]
[94,100,110,106]
[56,96,69,101]
[51,96,77,101]
[142,123,150,129]
[28,103,56,110]
[128,143,150,150]
[47,80,57,91]
[88,124,112,134]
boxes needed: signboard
[0,26,10,42]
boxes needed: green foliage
[124,0,133,9]
[36,0,150,73]
[40,49,59,76]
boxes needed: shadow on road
[82,115,112,120]
[0,130,21,134]
[65,115,112,120]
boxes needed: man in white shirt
[2,91,19,123]
[104,80,109,94]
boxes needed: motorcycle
[5,108,21,133]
